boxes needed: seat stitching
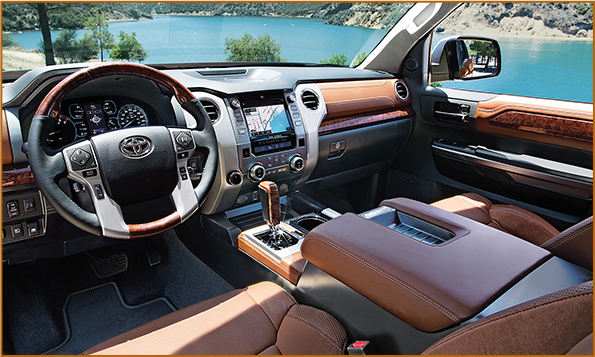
[490,206,558,235]
[244,289,292,334]
[544,224,592,249]
[423,291,592,354]
[306,234,460,323]
[285,314,342,352]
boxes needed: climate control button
[289,155,304,173]
[248,164,266,182]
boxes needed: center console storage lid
[301,198,551,332]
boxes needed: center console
[301,197,554,332]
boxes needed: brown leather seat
[423,281,593,355]
[83,282,347,355]
[431,193,593,270]
[431,193,559,246]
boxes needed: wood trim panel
[489,111,593,142]
[128,211,181,238]
[319,107,414,136]
[2,163,34,187]
[237,226,307,285]
[2,110,13,165]
[319,79,410,119]
[476,95,593,152]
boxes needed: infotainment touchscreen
[244,104,292,137]
[84,103,108,135]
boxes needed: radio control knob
[287,94,296,103]
[248,164,266,182]
[227,171,243,186]
[230,98,241,109]
[289,155,305,173]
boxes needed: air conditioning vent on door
[395,81,409,101]
[301,90,319,111]
[199,100,220,122]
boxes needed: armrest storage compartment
[301,198,551,332]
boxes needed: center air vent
[395,81,409,101]
[199,99,220,122]
[301,90,319,111]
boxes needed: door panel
[398,84,592,228]
[475,95,593,152]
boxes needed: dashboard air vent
[301,90,319,111]
[395,81,409,101]
[199,99,220,122]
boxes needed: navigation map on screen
[244,104,291,137]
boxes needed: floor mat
[43,282,175,355]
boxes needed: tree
[320,53,349,66]
[35,3,56,66]
[110,31,147,62]
[2,33,20,48]
[224,33,284,62]
[53,29,99,63]
[84,8,115,61]
[353,51,367,66]
[468,40,497,70]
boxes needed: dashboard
[2,64,413,255]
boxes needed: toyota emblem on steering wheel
[119,136,153,158]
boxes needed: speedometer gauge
[117,104,148,128]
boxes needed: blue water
[8,15,593,103]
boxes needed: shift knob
[258,181,281,227]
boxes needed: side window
[431,3,593,103]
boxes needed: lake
[8,15,593,103]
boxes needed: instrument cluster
[48,97,153,149]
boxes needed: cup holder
[290,214,327,234]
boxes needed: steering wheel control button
[71,148,91,167]
[175,131,193,150]
[10,224,24,238]
[93,184,105,200]
[177,152,189,159]
[119,136,153,158]
[68,146,97,171]
[181,173,188,180]
[83,169,98,178]
[7,200,19,217]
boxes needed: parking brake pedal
[91,253,128,279]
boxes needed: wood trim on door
[476,95,593,152]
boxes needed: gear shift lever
[258,181,281,227]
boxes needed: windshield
[2,3,415,73]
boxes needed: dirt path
[2,49,46,72]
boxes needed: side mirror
[431,36,501,82]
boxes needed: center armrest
[301,198,551,332]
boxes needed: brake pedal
[91,253,128,279]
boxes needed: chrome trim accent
[4,108,27,164]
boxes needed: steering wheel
[28,63,218,239]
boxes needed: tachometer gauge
[117,104,148,128]
[47,115,76,149]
